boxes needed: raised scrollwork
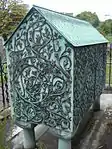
[73,44,107,128]
[7,9,73,132]
[6,8,107,135]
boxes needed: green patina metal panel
[6,9,74,133]
[5,6,108,137]
[5,6,108,47]
[95,45,107,98]
[34,6,108,46]
[73,44,107,130]
[53,43,107,137]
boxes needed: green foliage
[98,19,112,36]
[105,35,112,43]
[76,11,100,27]
[106,62,112,84]
[75,11,112,43]
[0,0,28,41]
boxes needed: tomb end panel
[6,10,74,132]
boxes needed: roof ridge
[33,5,89,25]
[4,5,108,47]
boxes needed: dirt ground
[98,110,112,149]
[99,125,112,149]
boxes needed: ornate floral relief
[73,44,107,128]
[6,8,107,134]
[95,44,107,99]
[6,10,73,132]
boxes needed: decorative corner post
[58,138,71,149]
[93,98,100,111]
[23,127,36,149]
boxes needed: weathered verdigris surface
[73,44,107,129]
[5,6,107,136]
[6,9,73,132]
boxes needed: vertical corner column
[23,127,36,149]
[93,97,100,112]
[58,138,71,149]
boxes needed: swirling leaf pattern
[6,9,107,134]
[73,44,107,128]
[6,10,73,132]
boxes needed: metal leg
[58,138,71,149]
[23,127,36,149]
[93,98,100,111]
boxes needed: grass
[38,142,47,149]
[0,117,46,149]
[106,49,112,85]
[0,119,10,149]
[106,63,112,85]
[0,116,13,149]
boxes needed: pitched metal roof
[34,5,108,46]
[5,5,108,46]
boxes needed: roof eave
[4,7,35,46]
